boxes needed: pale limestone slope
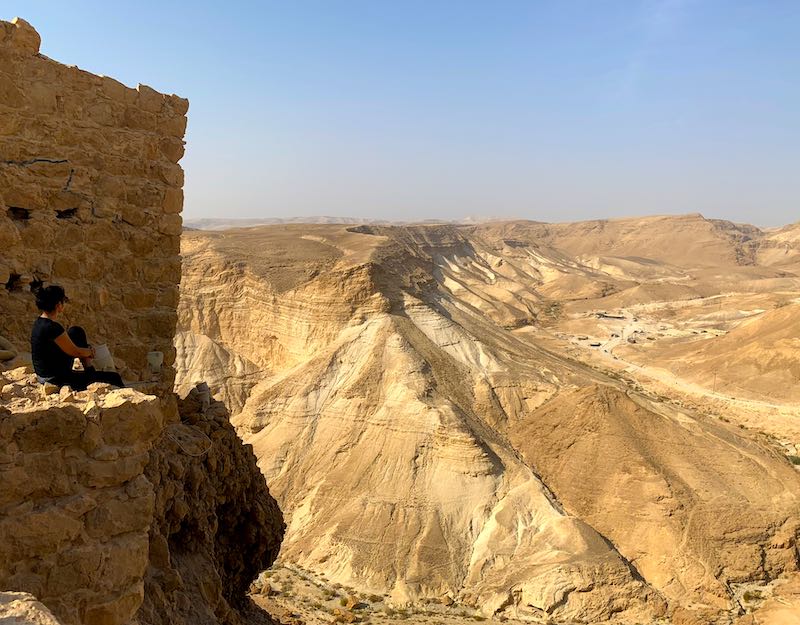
[176,221,800,624]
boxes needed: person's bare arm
[54,333,94,359]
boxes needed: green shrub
[788,455,800,466]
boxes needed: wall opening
[8,207,31,221]
[56,207,78,219]
[5,273,22,291]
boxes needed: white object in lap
[93,344,115,371]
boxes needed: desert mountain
[176,215,800,624]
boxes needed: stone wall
[0,18,187,389]
[0,370,164,625]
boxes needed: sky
[5,1,799,226]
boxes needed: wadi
[175,214,800,625]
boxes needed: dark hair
[34,285,68,312]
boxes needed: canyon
[176,215,800,624]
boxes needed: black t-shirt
[31,317,74,379]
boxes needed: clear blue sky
[5,1,799,225]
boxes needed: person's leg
[86,369,124,388]
[50,370,92,392]
[66,326,89,348]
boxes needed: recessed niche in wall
[7,207,31,221]
[56,207,79,219]
[5,273,22,291]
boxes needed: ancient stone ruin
[0,18,284,625]
[0,17,186,388]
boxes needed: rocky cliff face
[177,221,800,624]
[138,385,284,625]
[0,370,284,625]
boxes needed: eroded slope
[177,219,800,624]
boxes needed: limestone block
[97,534,150,591]
[52,255,81,279]
[118,203,148,228]
[100,76,130,102]
[76,453,149,488]
[9,18,41,55]
[0,505,83,562]
[158,163,184,187]
[47,545,104,596]
[158,114,188,138]
[135,311,176,339]
[0,591,63,625]
[122,107,156,132]
[122,288,157,310]
[162,187,183,214]
[85,493,153,538]
[14,407,87,453]
[167,94,189,116]
[158,137,184,163]
[157,213,182,236]
[0,73,25,106]
[156,286,180,309]
[98,393,163,446]
[83,582,144,625]
[25,81,59,112]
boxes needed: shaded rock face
[137,385,284,625]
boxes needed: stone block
[83,582,144,625]
[0,73,25,107]
[162,187,183,214]
[84,493,154,538]
[157,213,183,236]
[137,84,164,113]
[158,136,185,162]
[9,18,41,55]
[98,395,163,446]
[25,81,58,112]
[136,310,177,339]
[101,76,130,102]
[122,288,157,310]
[0,504,83,562]
[76,453,149,488]
[168,94,189,116]
[14,406,87,453]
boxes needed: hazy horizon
[5,1,799,226]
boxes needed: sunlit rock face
[177,218,800,624]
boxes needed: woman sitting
[31,285,124,391]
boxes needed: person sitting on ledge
[31,284,124,391]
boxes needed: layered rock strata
[0,17,187,387]
[177,222,800,624]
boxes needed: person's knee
[67,326,90,348]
